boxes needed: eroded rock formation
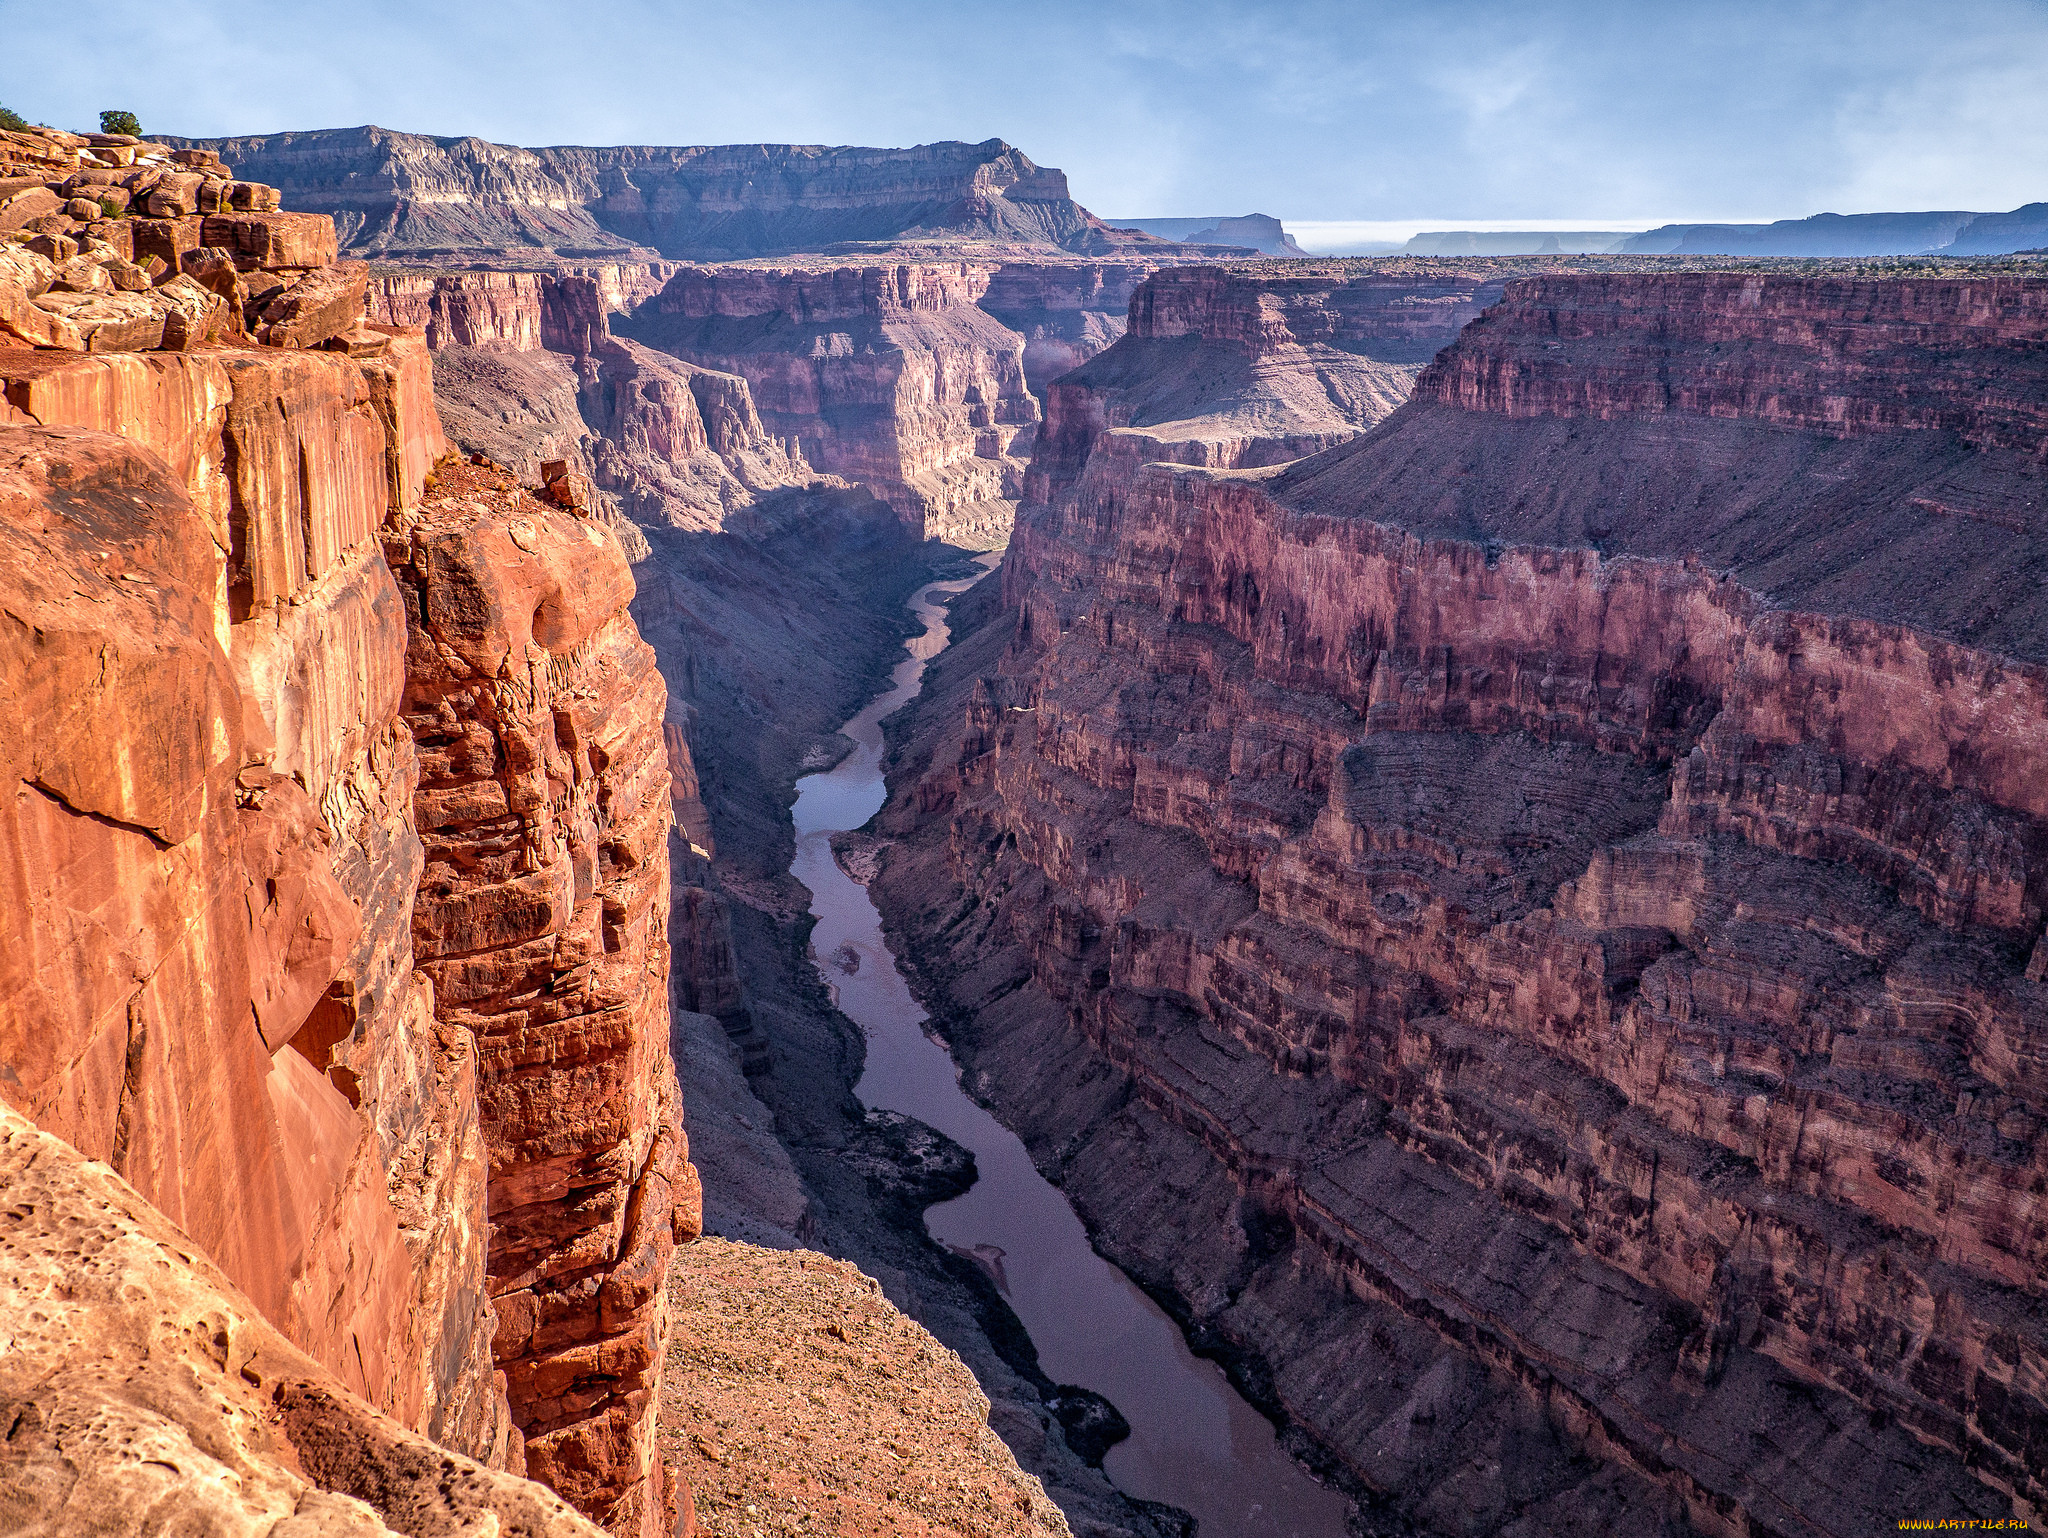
[390,456,695,1536]
[1027,262,1518,498]
[4,118,1092,1538]
[876,269,2048,1534]
[377,254,1172,544]
[622,261,1039,537]
[0,119,694,1534]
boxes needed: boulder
[0,185,59,234]
[47,253,111,293]
[31,287,166,352]
[258,260,369,349]
[152,272,229,351]
[0,285,80,350]
[180,243,250,308]
[204,209,337,270]
[142,171,207,218]
[24,230,78,261]
[130,213,205,271]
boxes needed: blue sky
[6,0,2044,234]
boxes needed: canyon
[0,120,1073,1538]
[871,262,2048,1534]
[5,107,2047,1538]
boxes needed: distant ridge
[1108,213,1308,257]
[1389,203,2048,258]
[166,125,1161,260]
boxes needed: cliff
[1105,214,1309,258]
[1027,262,1516,503]
[0,332,692,1534]
[169,127,1155,261]
[0,1102,607,1536]
[1,118,1088,1538]
[621,260,1038,536]
[873,270,2048,1534]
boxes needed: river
[787,555,1350,1538]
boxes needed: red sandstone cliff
[0,123,695,1536]
[1025,262,1515,506]
[876,270,2048,1534]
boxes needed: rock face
[622,261,1040,535]
[0,1102,608,1538]
[976,259,1154,392]
[875,271,2048,1534]
[0,342,697,1532]
[378,256,1166,545]
[1028,263,1514,502]
[2,119,702,1533]
[392,458,695,1537]
[0,348,509,1460]
[171,127,1155,261]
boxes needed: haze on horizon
[9,0,2046,240]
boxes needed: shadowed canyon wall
[874,268,2048,1535]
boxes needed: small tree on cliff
[99,109,141,137]
[0,106,28,131]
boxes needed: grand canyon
[0,86,2043,1538]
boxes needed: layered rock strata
[622,261,1039,536]
[377,255,1169,544]
[2,124,360,356]
[1027,262,1518,500]
[391,457,695,1536]
[876,271,2048,1534]
[172,128,1158,261]
[1,127,700,1531]
[0,341,511,1458]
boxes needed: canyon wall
[379,255,1168,544]
[0,123,693,1535]
[876,269,2048,1534]
[0,344,694,1534]
[622,260,1039,537]
[1026,262,1517,500]
[172,127,1157,260]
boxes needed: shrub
[99,109,141,137]
[0,106,28,132]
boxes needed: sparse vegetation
[98,109,141,137]
[0,106,28,132]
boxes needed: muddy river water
[788,556,1349,1538]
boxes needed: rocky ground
[660,1238,1073,1538]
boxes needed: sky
[6,0,2045,248]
